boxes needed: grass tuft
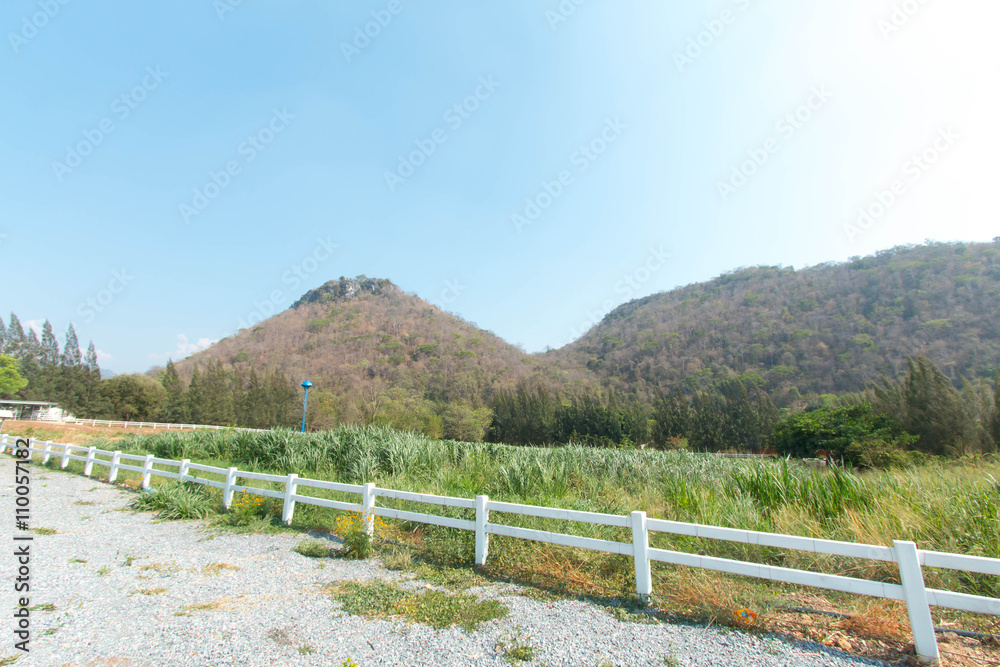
[294,540,336,558]
[325,579,508,632]
[130,481,216,520]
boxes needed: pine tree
[61,324,81,366]
[161,359,189,423]
[5,315,25,358]
[40,320,60,367]
[186,364,205,424]
[81,342,106,417]
[0,319,6,353]
[84,342,101,378]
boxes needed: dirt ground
[0,420,220,444]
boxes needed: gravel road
[2,456,889,667]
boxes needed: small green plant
[28,603,55,612]
[131,481,216,520]
[97,566,110,576]
[334,509,385,559]
[325,580,508,632]
[662,653,681,667]
[340,659,358,667]
[294,540,335,558]
[122,554,137,567]
[32,528,56,535]
[68,558,87,564]
[298,645,315,655]
[224,491,280,528]
[381,547,413,571]
[497,625,537,663]
[0,655,19,665]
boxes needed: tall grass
[93,426,1000,598]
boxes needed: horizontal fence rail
[3,434,997,662]
[24,417,270,433]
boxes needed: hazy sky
[3,0,998,373]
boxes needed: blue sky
[3,0,998,373]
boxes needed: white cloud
[175,334,217,358]
[96,349,113,362]
[25,319,44,336]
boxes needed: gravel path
[2,457,889,667]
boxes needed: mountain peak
[292,276,397,309]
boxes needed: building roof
[0,400,59,406]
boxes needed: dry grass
[201,562,240,576]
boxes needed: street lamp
[300,380,313,433]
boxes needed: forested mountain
[548,240,1000,408]
[172,276,595,436]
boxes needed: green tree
[161,359,189,423]
[772,402,918,467]
[186,363,205,424]
[99,374,167,421]
[0,354,28,396]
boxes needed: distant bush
[771,402,918,467]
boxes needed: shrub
[130,482,216,520]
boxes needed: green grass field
[13,424,1000,657]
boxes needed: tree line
[0,313,299,429]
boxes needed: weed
[68,558,87,564]
[73,500,96,506]
[28,603,56,612]
[122,554,137,567]
[382,547,413,571]
[131,588,167,596]
[32,528,56,535]
[97,566,110,576]
[202,562,240,576]
[325,579,508,632]
[0,656,18,666]
[497,625,537,663]
[294,540,335,558]
[131,481,216,520]
[341,660,358,667]
[298,645,316,655]
[662,654,681,667]
[334,509,386,559]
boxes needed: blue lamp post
[300,380,313,433]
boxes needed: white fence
[3,434,998,662]
[36,417,269,433]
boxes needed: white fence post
[84,446,96,476]
[282,473,299,525]
[0,435,8,455]
[179,458,190,482]
[141,454,155,490]
[631,511,652,606]
[894,540,939,663]
[222,467,238,509]
[41,441,52,465]
[475,495,490,567]
[60,444,72,469]
[362,483,376,537]
[108,451,122,482]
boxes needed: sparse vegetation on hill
[551,239,1000,406]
